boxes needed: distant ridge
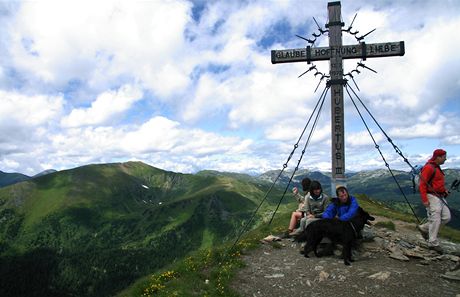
[0,170,30,187]
[0,169,58,188]
[32,169,57,178]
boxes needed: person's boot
[416,225,429,240]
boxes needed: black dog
[295,207,375,265]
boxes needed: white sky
[0,0,459,176]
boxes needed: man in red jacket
[417,149,451,253]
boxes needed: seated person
[287,177,311,235]
[322,185,359,221]
[291,180,329,236]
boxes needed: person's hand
[307,214,315,219]
[423,201,430,208]
[293,187,298,195]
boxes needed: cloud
[0,90,63,126]
[8,0,193,97]
[61,84,143,127]
[347,130,384,147]
[1,0,460,176]
[122,116,253,156]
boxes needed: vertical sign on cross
[271,1,405,194]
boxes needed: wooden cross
[271,1,405,193]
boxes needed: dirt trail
[231,216,460,297]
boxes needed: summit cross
[271,1,405,192]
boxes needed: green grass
[374,221,396,231]
[121,195,460,296]
[22,185,68,229]
[118,208,292,297]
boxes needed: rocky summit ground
[231,216,460,297]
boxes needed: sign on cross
[271,1,405,193]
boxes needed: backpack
[411,164,436,193]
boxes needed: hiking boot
[429,244,444,254]
[416,225,429,240]
[289,229,302,237]
[280,230,291,239]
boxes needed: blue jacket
[321,196,359,221]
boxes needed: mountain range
[1,162,459,296]
[0,162,284,297]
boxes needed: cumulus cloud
[121,116,253,156]
[0,0,459,175]
[61,84,143,127]
[0,90,63,126]
[8,0,192,97]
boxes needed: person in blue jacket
[322,185,359,221]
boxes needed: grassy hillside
[117,194,460,296]
[0,162,286,297]
[2,162,458,296]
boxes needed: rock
[338,274,346,281]
[372,236,385,248]
[389,250,410,261]
[398,239,415,249]
[368,271,391,281]
[264,273,284,278]
[436,254,460,262]
[260,235,282,243]
[402,249,426,259]
[419,260,431,265]
[362,226,375,241]
[314,265,324,271]
[388,245,410,261]
[318,271,329,282]
[441,269,460,281]
[360,252,372,258]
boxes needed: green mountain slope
[0,162,284,297]
[0,170,30,187]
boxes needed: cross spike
[296,34,316,44]
[357,62,377,73]
[313,17,327,34]
[295,34,310,42]
[298,65,317,78]
[298,69,311,78]
[347,13,358,31]
[357,28,376,41]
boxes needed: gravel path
[231,216,460,297]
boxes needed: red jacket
[419,161,446,204]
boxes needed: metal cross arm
[271,41,405,64]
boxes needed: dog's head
[360,207,375,225]
[353,207,375,228]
